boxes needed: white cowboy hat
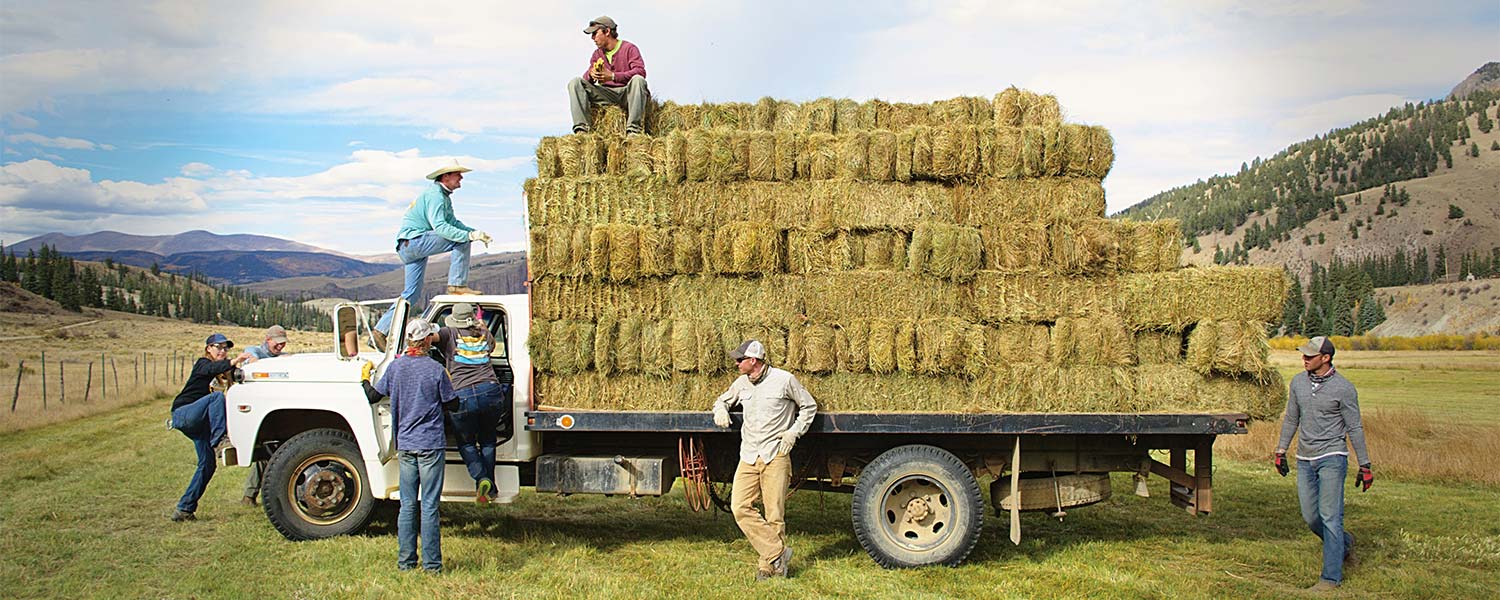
[426,159,472,180]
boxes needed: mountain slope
[8,230,397,264]
[1450,61,1500,100]
[245,251,528,302]
[61,250,397,285]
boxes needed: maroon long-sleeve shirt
[583,40,647,88]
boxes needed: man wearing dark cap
[567,15,651,134]
[711,339,817,580]
[1275,336,1372,592]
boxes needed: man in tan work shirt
[712,339,818,580]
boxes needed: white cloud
[423,128,467,143]
[5,132,114,151]
[5,114,40,129]
[180,162,216,177]
[347,140,365,147]
[0,159,207,216]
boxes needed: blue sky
[2,0,1496,256]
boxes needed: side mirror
[334,304,361,358]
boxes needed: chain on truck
[223,294,1245,568]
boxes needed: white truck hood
[240,352,384,383]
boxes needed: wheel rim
[287,453,362,526]
[878,474,956,552]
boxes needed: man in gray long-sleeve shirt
[712,339,817,581]
[1275,336,1373,592]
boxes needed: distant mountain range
[246,251,529,302]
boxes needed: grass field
[2,338,1497,598]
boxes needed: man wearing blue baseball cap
[1275,336,1372,592]
[167,333,253,522]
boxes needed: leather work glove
[1357,464,1374,492]
[775,430,798,457]
[360,360,375,382]
[1274,452,1289,477]
[712,404,731,428]
[468,230,492,247]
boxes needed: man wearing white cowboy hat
[374,160,493,349]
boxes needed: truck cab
[224,294,536,540]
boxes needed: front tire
[262,428,374,541]
[852,444,983,568]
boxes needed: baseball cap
[405,318,438,342]
[1296,336,1335,357]
[584,15,617,34]
[730,339,766,362]
[264,325,288,344]
[205,333,234,349]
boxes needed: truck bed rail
[527,410,1248,435]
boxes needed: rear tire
[852,444,983,568]
[262,428,374,541]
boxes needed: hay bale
[529,229,551,277]
[990,127,1023,178]
[1186,320,1271,376]
[771,101,803,132]
[604,136,626,176]
[787,229,854,274]
[980,223,1047,270]
[836,320,871,373]
[671,319,702,372]
[1134,331,1183,365]
[588,225,611,277]
[772,132,801,181]
[993,88,1026,127]
[878,102,931,130]
[685,129,713,182]
[867,130,897,181]
[530,277,670,322]
[700,102,752,129]
[1115,219,1183,273]
[615,316,644,373]
[1048,218,1120,275]
[658,132,688,183]
[834,99,862,133]
[568,228,591,275]
[800,324,837,374]
[894,129,915,182]
[624,134,654,181]
[932,126,979,180]
[895,321,919,373]
[973,272,1121,323]
[707,130,748,181]
[860,230,908,270]
[711,222,782,275]
[594,315,618,374]
[1198,371,1285,419]
[653,101,691,134]
[672,228,703,274]
[747,132,777,181]
[836,130,870,179]
[582,134,608,176]
[528,319,552,371]
[549,320,596,375]
[933,97,976,126]
[984,324,1050,364]
[907,222,982,282]
[1064,124,1114,180]
[804,272,972,322]
[911,126,934,178]
[801,98,837,133]
[802,133,839,180]
[1022,94,1062,127]
[1121,267,1289,330]
[752,97,779,130]
[558,135,585,177]
[606,224,640,282]
[915,318,984,377]
[638,227,673,277]
[588,105,629,137]
[536,137,561,179]
[1050,316,1134,366]
[641,320,674,377]
[1041,124,1068,176]
[867,320,898,374]
[1020,126,1047,178]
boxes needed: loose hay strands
[1185,320,1272,377]
[1113,219,1183,273]
[1047,218,1121,275]
[1121,267,1289,330]
[907,222,982,282]
[1050,315,1134,366]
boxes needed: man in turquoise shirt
[374,161,492,349]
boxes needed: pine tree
[1281,275,1306,335]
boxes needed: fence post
[60,361,65,404]
[41,352,47,409]
[111,358,121,399]
[84,361,93,403]
[10,360,22,412]
[100,352,107,402]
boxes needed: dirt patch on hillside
[0,283,74,315]
[1371,279,1500,336]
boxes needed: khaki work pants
[730,454,791,572]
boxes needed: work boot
[165,417,174,431]
[446,285,483,296]
[772,546,792,577]
[1306,580,1339,592]
[170,510,196,522]
[754,569,774,582]
[241,495,258,508]
[476,478,493,504]
[1344,543,1359,569]
[371,329,387,352]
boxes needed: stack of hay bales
[526,89,1288,417]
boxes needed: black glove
[1274,452,1289,477]
[1357,464,1373,492]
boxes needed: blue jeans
[377,231,472,334]
[1297,455,1356,584]
[397,449,446,571]
[171,392,227,513]
[447,382,507,487]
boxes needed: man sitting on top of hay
[712,339,818,580]
[567,15,650,135]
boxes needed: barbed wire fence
[6,350,198,415]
